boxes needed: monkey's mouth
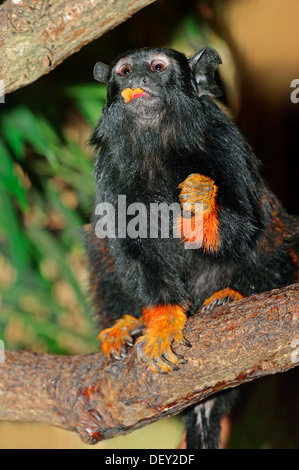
[121,88,148,103]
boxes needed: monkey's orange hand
[178,173,220,252]
[121,88,146,103]
[135,305,191,374]
[98,315,144,359]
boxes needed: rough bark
[0,283,298,445]
[0,0,156,94]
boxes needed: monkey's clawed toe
[135,332,190,374]
[201,288,244,312]
[98,315,144,359]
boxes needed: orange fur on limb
[178,173,220,251]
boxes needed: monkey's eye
[119,66,132,76]
[150,61,167,72]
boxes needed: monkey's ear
[189,47,222,97]
[93,62,110,83]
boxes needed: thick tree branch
[0,0,156,94]
[0,283,298,444]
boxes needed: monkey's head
[93,47,222,119]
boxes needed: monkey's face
[93,47,222,128]
[106,48,195,116]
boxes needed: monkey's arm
[177,98,264,259]
[178,173,220,252]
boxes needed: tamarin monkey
[85,47,299,448]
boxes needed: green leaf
[25,226,92,318]
[2,107,58,165]
[0,189,29,278]
[65,84,106,124]
[0,141,28,211]
[1,118,25,160]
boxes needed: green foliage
[65,84,107,124]
[0,84,107,354]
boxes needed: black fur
[86,47,299,447]
[183,390,238,449]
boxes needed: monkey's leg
[183,389,238,449]
[98,315,144,360]
[135,305,191,374]
[184,288,243,449]
[178,173,220,252]
[201,288,244,312]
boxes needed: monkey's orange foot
[201,288,244,312]
[135,305,191,374]
[98,315,144,360]
[177,173,220,251]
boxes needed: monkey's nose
[128,76,149,88]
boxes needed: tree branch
[0,283,298,444]
[0,0,156,94]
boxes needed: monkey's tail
[183,390,238,449]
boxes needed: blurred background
[0,0,298,449]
